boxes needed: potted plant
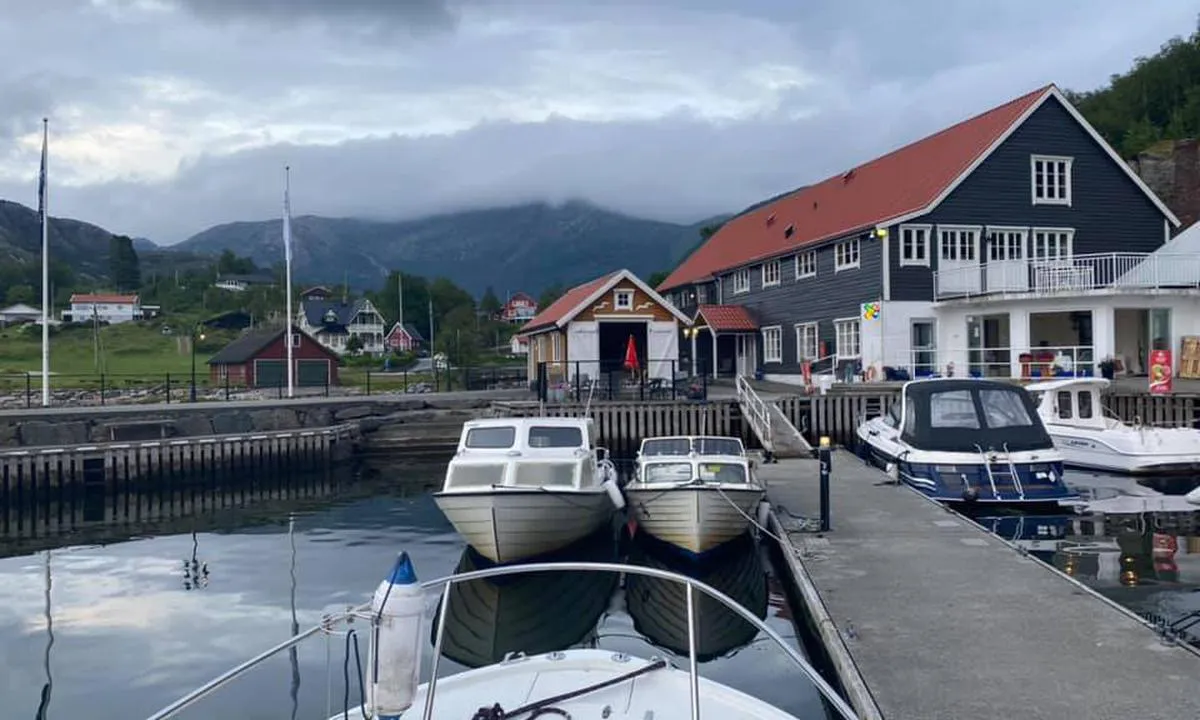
[1098,357,1116,380]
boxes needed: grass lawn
[0,321,235,381]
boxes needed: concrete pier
[760,452,1200,720]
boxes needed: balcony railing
[933,252,1200,301]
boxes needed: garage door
[255,359,284,388]
[297,359,330,387]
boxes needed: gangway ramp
[735,375,812,459]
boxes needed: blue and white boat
[856,378,1078,508]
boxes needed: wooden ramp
[736,375,812,458]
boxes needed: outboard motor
[367,552,424,719]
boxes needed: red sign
[1149,349,1173,394]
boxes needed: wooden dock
[760,452,1200,720]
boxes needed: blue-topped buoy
[367,552,425,719]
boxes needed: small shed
[207,324,340,388]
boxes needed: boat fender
[604,479,627,510]
[755,499,771,528]
[367,552,424,719]
[885,463,899,481]
[961,488,979,502]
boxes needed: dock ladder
[974,444,1025,501]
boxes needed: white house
[65,293,141,324]
[0,303,42,325]
[297,296,387,355]
[518,268,692,382]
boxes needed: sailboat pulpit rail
[143,561,861,720]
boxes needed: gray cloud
[0,0,1195,244]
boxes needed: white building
[297,296,387,355]
[0,303,42,325]
[65,293,141,324]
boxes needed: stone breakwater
[0,390,529,450]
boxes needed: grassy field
[0,321,233,379]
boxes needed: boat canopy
[640,436,745,457]
[899,379,1053,453]
[641,458,750,484]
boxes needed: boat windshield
[693,437,743,456]
[642,461,747,484]
[465,426,516,449]
[641,438,692,456]
[902,381,1052,452]
[528,425,584,448]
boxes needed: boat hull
[330,649,801,720]
[625,485,765,556]
[856,423,1075,509]
[433,489,615,564]
[1048,429,1200,476]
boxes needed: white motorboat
[625,436,766,557]
[1027,377,1200,476]
[145,554,860,720]
[1187,485,1200,505]
[433,416,624,564]
[856,378,1076,507]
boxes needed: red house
[207,324,340,388]
[500,292,537,324]
[385,322,425,352]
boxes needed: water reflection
[36,550,54,720]
[433,526,620,668]
[624,533,768,663]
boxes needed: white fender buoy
[885,463,899,481]
[1186,485,1200,506]
[604,479,626,510]
[367,552,424,719]
[755,499,771,528]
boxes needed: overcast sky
[0,0,1194,244]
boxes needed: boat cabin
[1026,377,1110,430]
[638,436,745,458]
[447,417,607,490]
[887,379,1054,453]
[638,456,752,485]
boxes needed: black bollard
[818,436,832,532]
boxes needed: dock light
[819,436,831,449]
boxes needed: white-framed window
[762,260,781,287]
[696,285,709,304]
[986,227,1028,261]
[937,225,980,262]
[614,289,634,310]
[762,326,783,363]
[834,239,860,271]
[899,224,931,267]
[290,333,301,348]
[834,318,860,359]
[1031,155,1072,206]
[795,322,819,361]
[795,251,816,278]
[1031,227,1074,260]
[731,268,750,294]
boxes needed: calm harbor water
[0,461,826,720]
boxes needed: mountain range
[0,199,725,296]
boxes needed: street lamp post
[190,325,206,403]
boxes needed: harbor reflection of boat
[432,525,621,668]
[972,514,1071,561]
[624,532,768,662]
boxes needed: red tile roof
[695,304,758,332]
[658,85,1053,292]
[519,271,621,334]
[70,293,139,304]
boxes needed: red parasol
[623,334,640,372]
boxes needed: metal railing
[933,251,1200,301]
[144,561,861,720]
[535,359,708,403]
[736,374,774,455]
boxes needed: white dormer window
[614,289,633,310]
[731,268,750,294]
[291,333,301,348]
[1031,155,1072,206]
[762,260,781,287]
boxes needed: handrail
[735,374,774,454]
[1002,442,1025,500]
[974,444,1001,500]
[145,561,861,720]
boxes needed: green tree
[434,305,482,366]
[108,235,141,291]
[647,270,670,288]
[346,334,364,354]
[479,286,502,317]
[5,284,34,305]
[216,249,258,275]
[538,283,565,310]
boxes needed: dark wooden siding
[889,96,1170,301]
[714,235,882,374]
[671,280,716,320]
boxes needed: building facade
[658,84,1185,383]
[500,292,538,324]
[65,293,141,324]
[519,269,691,383]
[385,322,425,352]
[297,297,387,355]
[207,324,340,388]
